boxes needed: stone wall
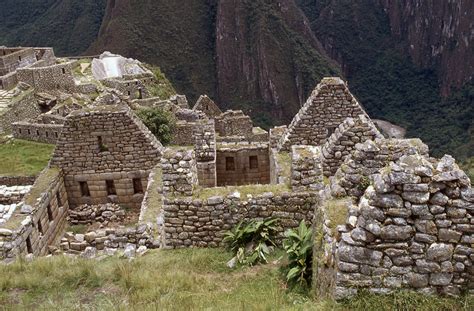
[291,146,324,192]
[161,148,197,197]
[163,191,320,248]
[193,95,222,118]
[171,121,199,146]
[270,126,288,149]
[315,154,474,298]
[0,90,41,133]
[216,143,271,186]
[0,176,36,187]
[330,138,429,198]
[102,78,151,100]
[0,48,36,76]
[12,121,62,144]
[68,203,126,226]
[278,78,368,151]
[16,61,77,93]
[194,120,217,187]
[215,110,253,138]
[0,167,69,262]
[50,105,163,209]
[322,115,382,177]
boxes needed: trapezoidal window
[56,191,62,207]
[326,127,336,138]
[79,181,90,197]
[62,68,66,74]
[225,157,235,171]
[106,180,117,196]
[37,219,44,235]
[133,178,143,194]
[46,203,53,222]
[98,136,108,152]
[249,156,259,169]
[26,236,33,254]
[18,55,22,61]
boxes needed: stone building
[50,104,163,209]
[193,95,222,118]
[278,77,368,151]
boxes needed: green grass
[0,139,55,176]
[0,249,471,310]
[324,198,350,235]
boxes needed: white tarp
[92,51,147,80]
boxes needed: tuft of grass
[0,139,55,176]
[68,224,88,235]
[324,198,350,235]
[144,64,177,100]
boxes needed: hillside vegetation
[0,249,472,310]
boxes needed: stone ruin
[0,48,472,298]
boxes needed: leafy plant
[136,107,176,145]
[282,220,313,287]
[223,218,278,266]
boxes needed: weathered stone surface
[426,243,454,262]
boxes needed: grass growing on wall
[0,139,55,176]
[0,249,472,310]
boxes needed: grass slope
[0,139,54,176]
[0,249,471,310]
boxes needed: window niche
[249,156,259,169]
[133,178,144,194]
[79,181,90,197]
[98,136,108,152]
[106,180,117,196]
[225,157,235,171]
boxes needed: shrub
[282,220,313,287]
[223,218,278,266]
[136,107,176,145]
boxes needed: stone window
[327,126,336,138]
[127,91,131,96]
[62,68,66,74]
[27,129,30,135]
[226,157,235,171]
[79,182,90,197]
[18,128,22,134]
[55,132,58,138]
[26,236,33,254]
[106,180,117,196]
[133,178,144,194]
[45,131,49,138]
[249,156,259,169]
[56,191,61,207]
[18,55,22,61]
[46,203,53,222]
[36,130,39,136]
[37,219,44,235]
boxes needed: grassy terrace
[0,139,55,176]
[0,249,471,310]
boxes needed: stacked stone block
[193,95,222,118]
[270,125,288,149]
[278,77,368,151]
[161,148,197,197]
[16,61,77,93]
[0,90,41,133]
[163,192,319,248]
[0,168,69,261]
[322,115,382,177]
[216,143,271,186]
[50,105,162,209]
[316,154,474,298]
[12,121,62,144]
[291,145,324,192]
[215,110,253,138]
[331,138,429,198]
[194,120,217,187]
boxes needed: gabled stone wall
[50,105,163,208]
[215,110,253,138]
[322,115,382,177]
[278,78,368,151]
[193,95,222,118]
[194,120,217,187]
[291,146,324,192]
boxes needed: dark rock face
[378,0,474,96]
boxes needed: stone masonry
[193,95,222,118]
[278,77,368,151]
[291,145,324,192]
[50,105,163,209]
[322,115,382,177]
[315,154,474,298]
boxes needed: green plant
[136,107,176,145]
[282,220,313,287]
[223,218,278,266]
[357,176,370,192]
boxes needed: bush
[136,107,176,145]
[223,218,278,266]
[282,221,313,287]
